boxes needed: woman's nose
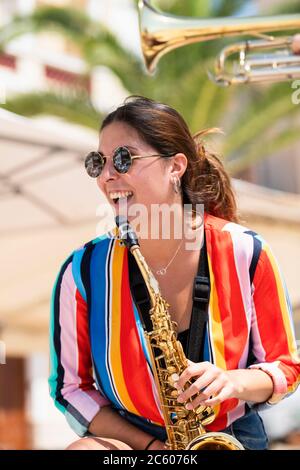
[100,158,118,182]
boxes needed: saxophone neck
[131,246,161,300]
[115,216,160,304]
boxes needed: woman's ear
[169,153,188,179]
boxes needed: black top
[177,328,189,355]
[128,233,210,363]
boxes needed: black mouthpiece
[115,216,139,249]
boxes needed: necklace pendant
[156,268,167,276]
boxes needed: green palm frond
[0,6,92,48]
[188,74,235,131]
[224,94,299,158]
[156,0,245,18]
[214,0,246,17]
[190,79,224,130]
[228,124,300,174]
[157,0,211,17]
[1,92,102,129]
[0,6,140,68]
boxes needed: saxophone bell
[187,432,244,450]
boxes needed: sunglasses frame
[85,146,176,178]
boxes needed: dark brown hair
[101,96,238,223]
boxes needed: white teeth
[109,191,133,200]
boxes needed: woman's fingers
[182,382,236,410]
[184,381,224,410]
[175,362,237,408]
[175,361,213,390]
[177,370,218,403]
[199,388,232,407]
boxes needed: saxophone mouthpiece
[115,216,139,249]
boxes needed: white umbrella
[0,109,112,355]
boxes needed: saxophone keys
[167,371,180,388]
[171,372,180,381]
[170,372,180,384]
[175,409,189,419]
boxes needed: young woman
[49,95,300,451]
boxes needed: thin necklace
[153,238,184,276]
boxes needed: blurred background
[0,0,300,450]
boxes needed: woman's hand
[174,361,243,409]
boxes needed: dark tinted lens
[85,151,104,177]
[113,147,132,173]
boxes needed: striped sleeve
[248,240,300,404]
[48,253,110,437]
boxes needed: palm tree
[0,0,299,175]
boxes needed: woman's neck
[136,214,203,271]
[139,237,183,268]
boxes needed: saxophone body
[116,216,244,450]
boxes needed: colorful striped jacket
[49,213,300,437]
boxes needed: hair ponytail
[182,129,238,223]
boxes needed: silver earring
[172,175,181,194]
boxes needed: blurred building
[0,0,135,113]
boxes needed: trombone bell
[138,0,300,84]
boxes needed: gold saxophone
[116,216,244,450]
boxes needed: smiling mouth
[109,191,134,205]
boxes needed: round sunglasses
[85,146,175,178]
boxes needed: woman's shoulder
[72,231,116,258]
[56,232,117,299]
[204,213,268,280]
[204,213,267,262]
[204,212,261,240]
[59,231,116,271]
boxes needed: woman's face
[97,121,180,220]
